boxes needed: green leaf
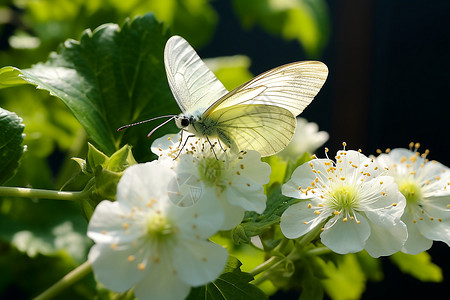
[233,186,296,244]
[0,107,25,184]
[0,67,27,88]
[1,13,177,162]
[187,256,267,300]
[232,0,330,57]
[390,251,443,282]
[0,197,91,261]
[318,254,366,300]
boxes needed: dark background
[200,0,450,299]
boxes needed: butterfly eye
[180,117,190,127]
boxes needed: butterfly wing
[164,36,228,114]
[204,104,296,157]
[203,61,328,117]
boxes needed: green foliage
[187,256,267,300]
[233,186,296,245]
[390,251,443,282]
[1,14,177,162]
[0,108,25,184]
[318,254,366,300]
[232,0,330,57]
[73,143,137,219]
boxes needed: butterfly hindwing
[164,36,228,114]
[204,104,296,157]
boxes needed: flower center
[397,179,422,205]
[330,185,358,211]
[198,157,225,185]
[146,214,175,240]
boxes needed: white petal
[87,200,144,244]
[232,150,271,184]
[363,177,406,227]
[401,210,433,254]
[216,194,246,230]
[320,212,370,254]
[117,160,176,210]
[364,220,407,257]
[282,159,328,198]
[88,242,148,292]
[150,132,184,160]
[171,190,224,238]
[416,214,450,247]
[173,239,228,286]
[133,250,191,300]
[280,201,326,239]
[226,178,266,213]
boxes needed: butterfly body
[164,35,328,157]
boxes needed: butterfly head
[175,114,196,129]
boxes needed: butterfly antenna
[117,115,176,132]
[147,116,176,138]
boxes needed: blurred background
[1,0,449,299]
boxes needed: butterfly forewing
[206,104,296,157]
[164,36,228,114]
[203,61,328,117]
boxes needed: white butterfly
[120,35,328,157]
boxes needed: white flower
[152,133,271,230]
[281,149,407,257]
[87,161,228,300]
[376,147,450,254]
[277,118,329,159]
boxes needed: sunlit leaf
[232,0,330,57]
[0,108,25,184]
[390,251,443,282]
[319,254,366,300]
[1,14,176,162]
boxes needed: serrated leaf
[1,13,177,162]
[390,251,443,282]
[318,254,366,300]
[0,107,25,184]
[187,256,267,300]
[233,186,296,244]
[0,67,27,88]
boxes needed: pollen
[122,222,130,229]
[343,217,348,222]
[101,230,107,235]
[240,164,244,169]
[110,243,118,250]
[202,257,207,262]
[308,203,312,208]
[392,203,397,206]
[138,263,146,270]
[128,255,135,262]
[314,210,321,215]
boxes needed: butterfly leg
[174,131,195,160]
[205,135,219,160]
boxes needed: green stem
[249,239,289,282]
[249,255,283,277]
[0,186,88,201]
[33,261,92,300]
[307,246,331,256]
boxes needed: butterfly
[119,35,328,157]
